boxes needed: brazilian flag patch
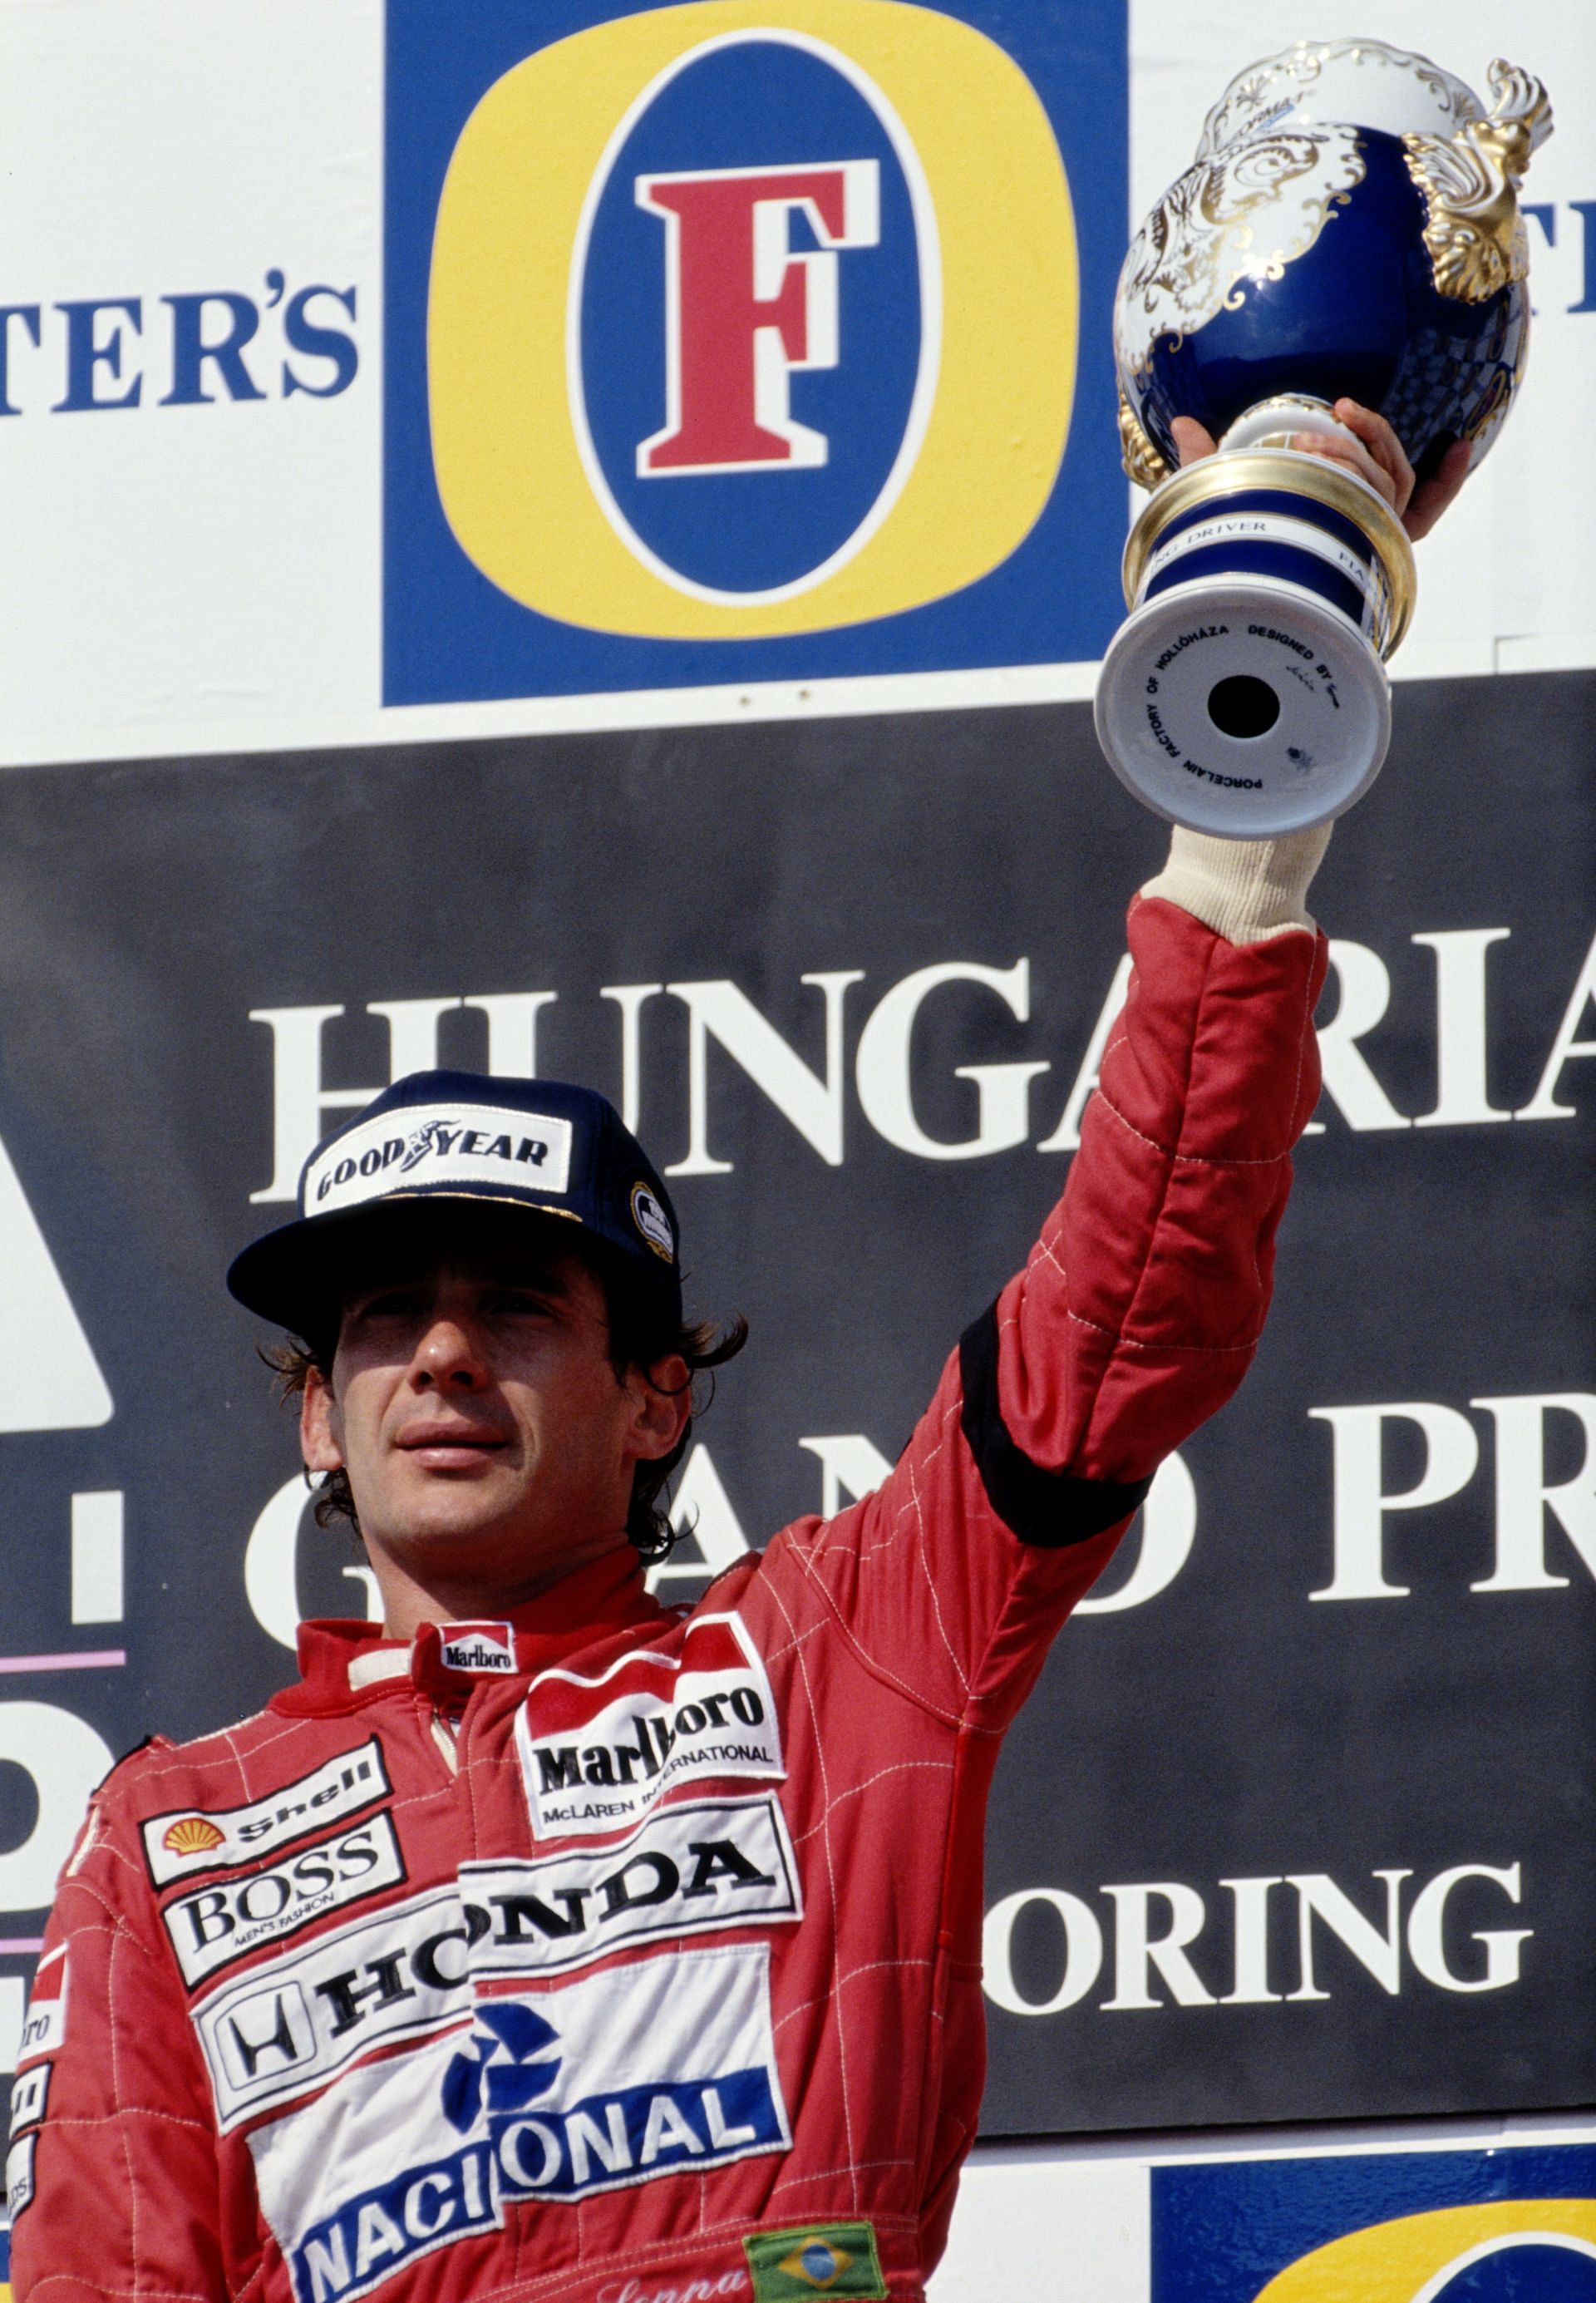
[743,2223,887,2299]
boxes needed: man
[11,408,1461,2303]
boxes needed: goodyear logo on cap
[384,0,1126,702]
[1153,2143,1596,2303]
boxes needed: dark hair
[264,1255,746,1562]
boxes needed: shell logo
[161,1817,225,1858]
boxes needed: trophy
[1096,41,1552,836]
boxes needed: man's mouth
[396,1423,511,1467]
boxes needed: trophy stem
[1094,450,1416,837]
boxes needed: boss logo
[162,1815,406,1988]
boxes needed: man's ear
[301,1367,344,1474]
[625,1355,692,1464]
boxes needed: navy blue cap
[227,1070,682,1334]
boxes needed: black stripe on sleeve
[958,1296,1154,1549]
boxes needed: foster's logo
[421,0,1081,645]
[574,38,929,605]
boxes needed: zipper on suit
[429,1705,461,1776]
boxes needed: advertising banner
[384,0,1127,704]
[1,0,1589,765]
[938,2132,1596,2299]
[0,671,1591,2158]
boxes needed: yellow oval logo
[427,0,1077,638]
[1256,2199,1596,2301]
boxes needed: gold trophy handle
[1402,61,1553,305]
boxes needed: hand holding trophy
[1096,40,1552,836]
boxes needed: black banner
[0,670,1592,2138]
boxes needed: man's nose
[410,1316,490,1389]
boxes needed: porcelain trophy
[1095,41,1552,836]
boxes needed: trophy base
[1096,446,1416,838]
[1094,575,1392,837]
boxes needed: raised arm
[771,826,1329,1728]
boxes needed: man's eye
[353,1290,426,1322]
[489,1290,555,1318]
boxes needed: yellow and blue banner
[383,0,1127,701]
[1154,2144,1596,2302]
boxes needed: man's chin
[362,1472,532,1551]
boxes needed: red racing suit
[11,895,1327,2303]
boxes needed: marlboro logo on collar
[438,1623,517,1675]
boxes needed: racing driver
[12,411,1461,2303]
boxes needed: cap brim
[225,1189,668,1339]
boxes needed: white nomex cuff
[1140,823,1332,944]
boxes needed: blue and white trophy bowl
[1095,42,1552,836]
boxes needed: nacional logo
[271,1945,790,2303]
[425,0,1080,641]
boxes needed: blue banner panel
[1154,2146,1596,2303]
[383,0,1127,702]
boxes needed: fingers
[1286,405,1409,519]
[1332,399,1416,517]
[1168,401,1468,539]
[1404,437,1471,542]
[1288,430,1398,512]
[1170,416,1218,467]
